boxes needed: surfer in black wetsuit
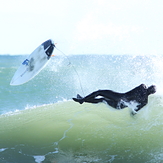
[72,84,156,115]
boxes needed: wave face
[1,99,163,163]
[1,54,163,162]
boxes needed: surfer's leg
[84,98,105,104]
[104,99,117,108]
[84,90,119,101]
[72,97,84,104]
[72,93,105,104]
[73,90,114,104]
[73,90,120,104]
[72,94,85,104]
[73,91,104,104]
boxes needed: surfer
[72,84,156,115]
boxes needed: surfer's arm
[130,100,147,115]
[130,110,137,116]
[134,102,147,113]
[130,105,144,116]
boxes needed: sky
[0,0,163,55]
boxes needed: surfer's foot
[72,98,83,104]
[72,94,84,104]
[77,94,83,99]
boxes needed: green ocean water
[1,54,163,163]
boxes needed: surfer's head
[147,85,156,95]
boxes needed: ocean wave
[0,97,163,162]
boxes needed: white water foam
[0,148,7,152]
[33,155,45,163]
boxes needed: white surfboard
[10,39,55,86]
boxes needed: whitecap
[33,155,45,163]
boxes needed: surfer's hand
[130,110,137,116]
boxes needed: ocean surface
[1,54,163,163]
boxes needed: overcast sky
[0,0,163,55]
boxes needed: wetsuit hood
[147,85,156,95]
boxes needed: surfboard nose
[42,39,54,49]
[41,39,55,58]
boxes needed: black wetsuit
[73,84,156,113]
